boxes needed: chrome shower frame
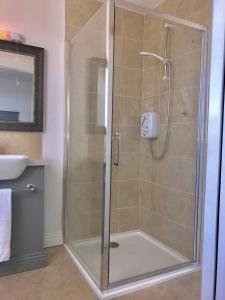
[101,0,208,292]
[63,0,209,297]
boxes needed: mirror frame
[0,40,44,131]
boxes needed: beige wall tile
[118,180,139,208]
[140,138,150,155]
[181,158,197,193]
[68,210,103,240]
[111,180,119,209]
[123,10,144,41]
[140,153,158,182]
[116,67,143,97]
[143,35,162,69]
[70,152,104,183]
[69,91,87,125]
[118,152,139,180]
[144,15,162,41]
[119,97,141,126]
[70,92,102,125]
[71,124,105,154]
[143,63,160,97]
[157,156,176,187]
[113,9,143,234]
[89,212,102,237]
[66,0,102,39]
[114,37,123,67]
[119,39,143,69]
[188,6,212,27]
[67,181,102,212]
[119,125,140,153]
[139,207,154,236]
[119,207,139,232]
[158,156,196,193]
[159,123,198,158]
[0,132,42,159]
[140,209,194,258]
[114,67,143,97]
[111,165,119,182]
[113,96,120,125]
[161,50,201,92]
[139,181,158,212]
[142,96,159,113]
[168,222,194,259]
[159,87,199,124]
[68,212,91,240]
[66,0,210,253]
[111,210,119,233]
[113,66,121,97]
[66,0,109,241]
[115,7,124,37]
[161,21,202,59]
[157,186,195,230]
[156,0,211,20]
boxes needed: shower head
[140,52,168,64]
[165,23,175,29]
[140,52,164,61]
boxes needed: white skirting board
[44,232,63,248]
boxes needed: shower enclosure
[65,0,207,295]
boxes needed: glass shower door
[65,0,207,293]
[65,1,107,286]
[109,1,206,286]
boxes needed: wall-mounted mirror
[0,40,44,131]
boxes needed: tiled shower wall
[65,1,145,241]
[111,9,144,233]
[157,0,211,27]
[66,0,211,258]
[0,132,42,159]
[66,1,106,241]
[112,2,211,259]
[139,17,202,259]
[138,0,211,259]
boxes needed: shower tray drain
[110,242,119,248]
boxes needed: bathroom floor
[74,231,187,283]
[0,246,201,300]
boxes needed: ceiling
[97,0,165,9]
[125,0,165,9]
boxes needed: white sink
[0,155,28,180]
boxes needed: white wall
[0,0,65,247]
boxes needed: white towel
[0,189,12,262]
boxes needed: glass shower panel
[109,4,204,284]
[65,1,107,286]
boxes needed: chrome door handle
[112,132,121,166]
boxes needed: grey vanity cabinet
[0,166,47,276]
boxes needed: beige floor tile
[0,246,201,300]
[39,287,98,300]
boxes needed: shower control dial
[141,112,160,139]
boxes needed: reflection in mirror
[89,57,107,133]
[0,40,44,131]
[0,51,34,122]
